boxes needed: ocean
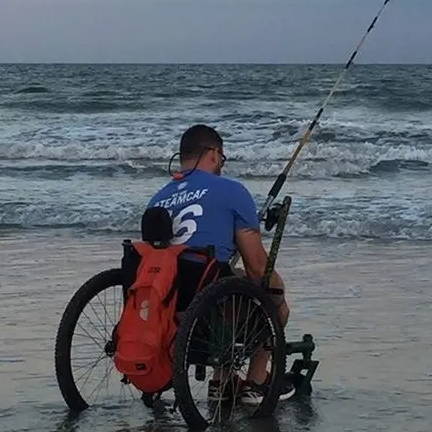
[1,63,432,239]
[0,64,431,432]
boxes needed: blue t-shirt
[147,170,259,262]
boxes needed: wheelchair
[55,203,319,429]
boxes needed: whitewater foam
[1,195,431,241]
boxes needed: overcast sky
[0,0,431,63]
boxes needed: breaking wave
[15,86,50,94]
[1,198,431,240]
[0,162,167,180]
[1,141,430,180]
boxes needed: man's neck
[180,163,212,174]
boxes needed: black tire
[174,276,286,430]
[55,269,141,411]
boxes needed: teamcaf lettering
[154,189,208,209]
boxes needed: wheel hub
[104,340,116,357]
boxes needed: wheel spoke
[88,362,115,404]
[87,299,109,340]
[74,351,106,382]
[125,381,137,400]
[73,332,104,341]
[80,308,107,342]
[75,322,105,350]
[95,291,116,329]
[73,355,106,373]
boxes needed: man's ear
[210,148,218,165]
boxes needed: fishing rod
[261,0,393,217]
[232,0,393,267]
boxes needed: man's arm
[235,227,285,288]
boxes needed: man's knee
[278,300,289,327]
[232,268,289,325]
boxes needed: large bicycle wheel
[173,276,286,430]
[55,269,142,411]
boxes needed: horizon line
[1,61,431,66]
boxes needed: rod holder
[285,334,315,359]
[285,335,319,395]
[262,195,292,288]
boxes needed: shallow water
[1,230,431,432]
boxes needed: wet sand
[0,230,431,431]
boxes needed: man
[148,124,294,404]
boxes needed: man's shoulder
[148,180,176,206]
[205,172,249,193]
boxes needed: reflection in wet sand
[0,231,431,431]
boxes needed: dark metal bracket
[285,334,319,395]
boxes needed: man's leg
[246,297,289,384]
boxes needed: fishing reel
[264,203,284,232]
[264,196,292,232]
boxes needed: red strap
[172,172,184,180]
[197,258,220,292]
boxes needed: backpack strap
[196,258,220,292]
[162,277,180,307]
[179,247,221,292]
[130,241,187,308]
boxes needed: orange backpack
[113,242,187,393]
